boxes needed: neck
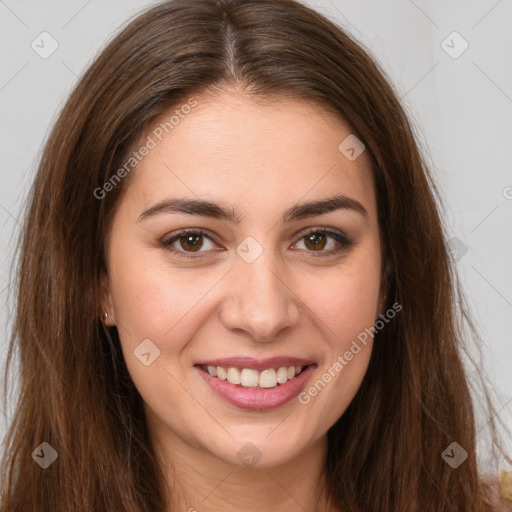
[150,427,336,511]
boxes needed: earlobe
[100,272,116,326]
[378,294,387,319]
[378,260,392,316]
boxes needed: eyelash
[159,227,354,260]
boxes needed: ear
[378,260,392,316]
[100,271,116,326]
[378,291,387,319]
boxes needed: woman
[0,0,508,510]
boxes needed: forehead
[119,89,376,221]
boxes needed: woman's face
[102,88,384,468]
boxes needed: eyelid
[160,226,354,258]
[295,226,351,245]
[160,228,218,255]
[292,227,354,257]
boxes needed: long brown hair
[1,0,508,510]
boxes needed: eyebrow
[137,194,368,223]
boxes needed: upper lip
[195,356,316,371]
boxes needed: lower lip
[196,365,316,411]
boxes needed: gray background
[1,0,511,466]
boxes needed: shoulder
[501,470,512,505]
[481,471,512,512]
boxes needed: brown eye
[303,232,328,251]
[293,228,354,256]
[178,233,204,252]
[161,229,217,258]
[161,227,354,260]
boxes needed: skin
[101,87,385,512]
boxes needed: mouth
[194,359,317,410]
[197,363,308,389]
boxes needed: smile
[200,364,306,389]
[195,361,317,411]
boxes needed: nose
[219,250,302,342]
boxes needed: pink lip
[194,356,315,372]
[195,364,317,411]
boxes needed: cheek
[108,246,210,342]
[304,251,382,347]
[294,250,380,421]
[107,258,202,406]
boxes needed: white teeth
[276,367,288,384]
[202,364,307,388]
[259,369,277,388]
[240,368,259,387]
[227,367,241,385]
